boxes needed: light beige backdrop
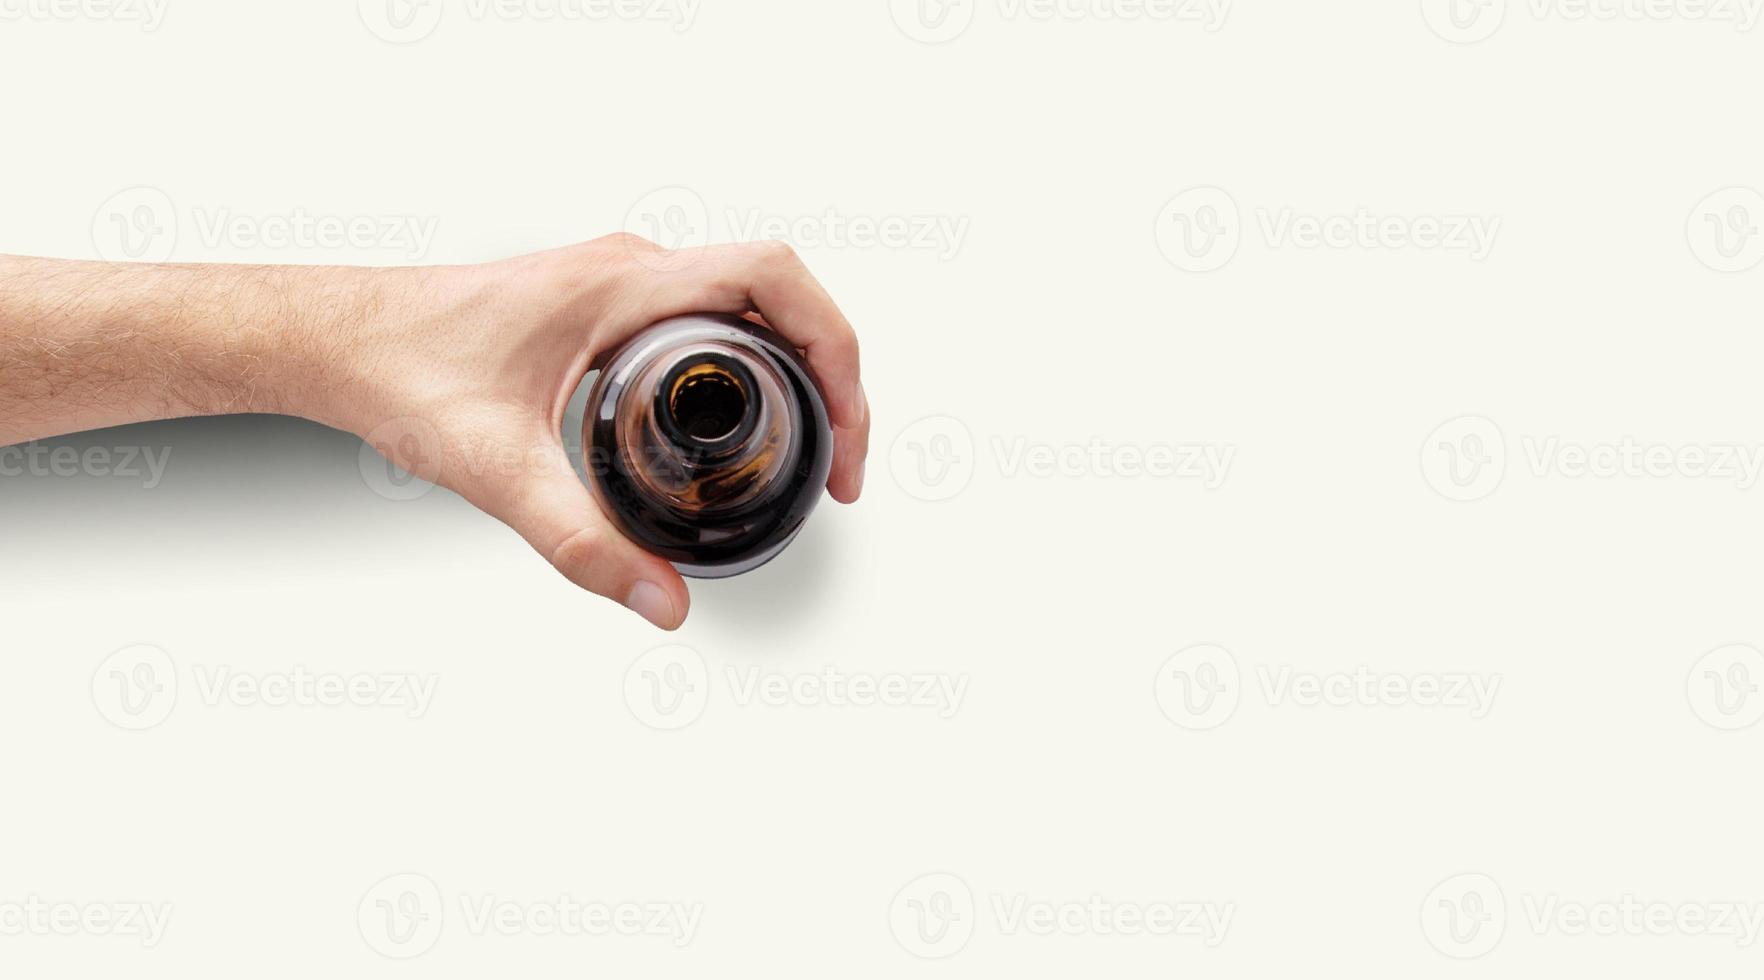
[3,0,1763,975]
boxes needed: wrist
[244,263,403,433]
[270,260,515,440]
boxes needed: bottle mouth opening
[657,353,760,454]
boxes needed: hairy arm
[0,256,391,443]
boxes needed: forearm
[0,255,390,444]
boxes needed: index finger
[652,241,865,429]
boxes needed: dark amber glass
[582,313,833,578]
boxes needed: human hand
[315,236,869,629]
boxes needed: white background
[4,0,1764,974]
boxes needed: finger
[472,444,690,629]
[826,382,869,504]
[646,242,869,498]
[675,307,868,503]
[743,308,868,502]
[653,242,864,429]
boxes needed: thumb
[474,448,691,630]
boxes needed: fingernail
[851,382,867,426]
[856,459,866,495]
[625,580,678,629]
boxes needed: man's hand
[0,237,869,628]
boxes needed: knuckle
[749,238,801,267]
[823,329,860,364]
[598,231,662,254]
[548,525,609,577]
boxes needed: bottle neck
[652,352,761,465]
[613,340,797,514]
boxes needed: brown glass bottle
[582,313,833,578]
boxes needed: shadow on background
[686,516,842,642]
[0,415,481,597]
[1,414,387,519]
[4,411,850,633]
